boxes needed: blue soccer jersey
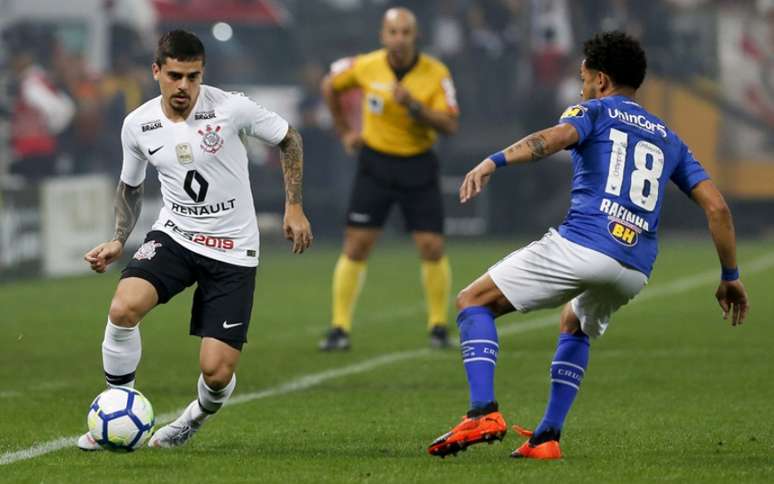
[557,95,709,276]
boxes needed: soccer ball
[87,387,155,451]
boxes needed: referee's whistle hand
[393,84,412,106]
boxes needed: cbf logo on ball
[198,124,224,154]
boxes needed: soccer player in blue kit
[427,32,750,459]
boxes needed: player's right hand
[341,130,363,156]
[715,279,749,326]
[283,204,313,254]
[459,158,497,203]
[84,240,124,273]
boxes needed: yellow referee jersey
[329,49,458,157]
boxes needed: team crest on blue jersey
[561,104,587,118]
[198,124,224,154]
[607,221,638,247]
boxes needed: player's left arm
[690,179,749,326]
[278,126,313,254]
[459,123,579,203]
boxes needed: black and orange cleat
[510,424,562,460]
[428,402,507,458]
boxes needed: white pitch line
[2,251,772,466]
[0,437,76,466]
[0,349,431,466]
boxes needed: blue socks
[534,333,590,439]
[457,306,499,411]
[456,304,590,438]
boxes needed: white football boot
[148,400,206,448]
[77,432,102,451]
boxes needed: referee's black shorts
[346,144,444,234]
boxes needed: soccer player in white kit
[78,31,312,450]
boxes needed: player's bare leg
[456,273,514,316]
[149,337,240,448]
[511,302,583,460]
[412,231,452,348]
[79,278,158,451]
[428,274,512,457]
[320,227,382,351]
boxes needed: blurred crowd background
[1,0,772,280]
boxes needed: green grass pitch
[1,238,773,483]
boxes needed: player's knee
[559,304,583,335]
[201,365,234,391]
[456,288,476,311]
[108,298,141,327]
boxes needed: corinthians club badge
[133,240,162,260]
[198,124,224,154]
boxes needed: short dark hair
[155,30,205,66]
[583,31,646,90]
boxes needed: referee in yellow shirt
[319,7,459,351]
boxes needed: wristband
[721,267,739,281]
[489,151,507,168]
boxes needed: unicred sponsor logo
[607,108,667,137]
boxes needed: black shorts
[346,145,444,233]
[121,231,256,350]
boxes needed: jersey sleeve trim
[329,56,359,91]
[119,118,148,186]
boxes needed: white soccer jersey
[119,85,289,267]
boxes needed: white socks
[192,373,236,424]
[102,319,141,388]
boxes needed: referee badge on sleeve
[176,143,194,164]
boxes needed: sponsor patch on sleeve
[560,104,587,119]
[441,77,458,111]
[330,57,355,75]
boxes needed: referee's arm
[394,84,458,135]
[321,74,362,154]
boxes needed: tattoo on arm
[506,134,550,162]
[525,135,549,160]
[278,126,304,204]
[114,181,144,245]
